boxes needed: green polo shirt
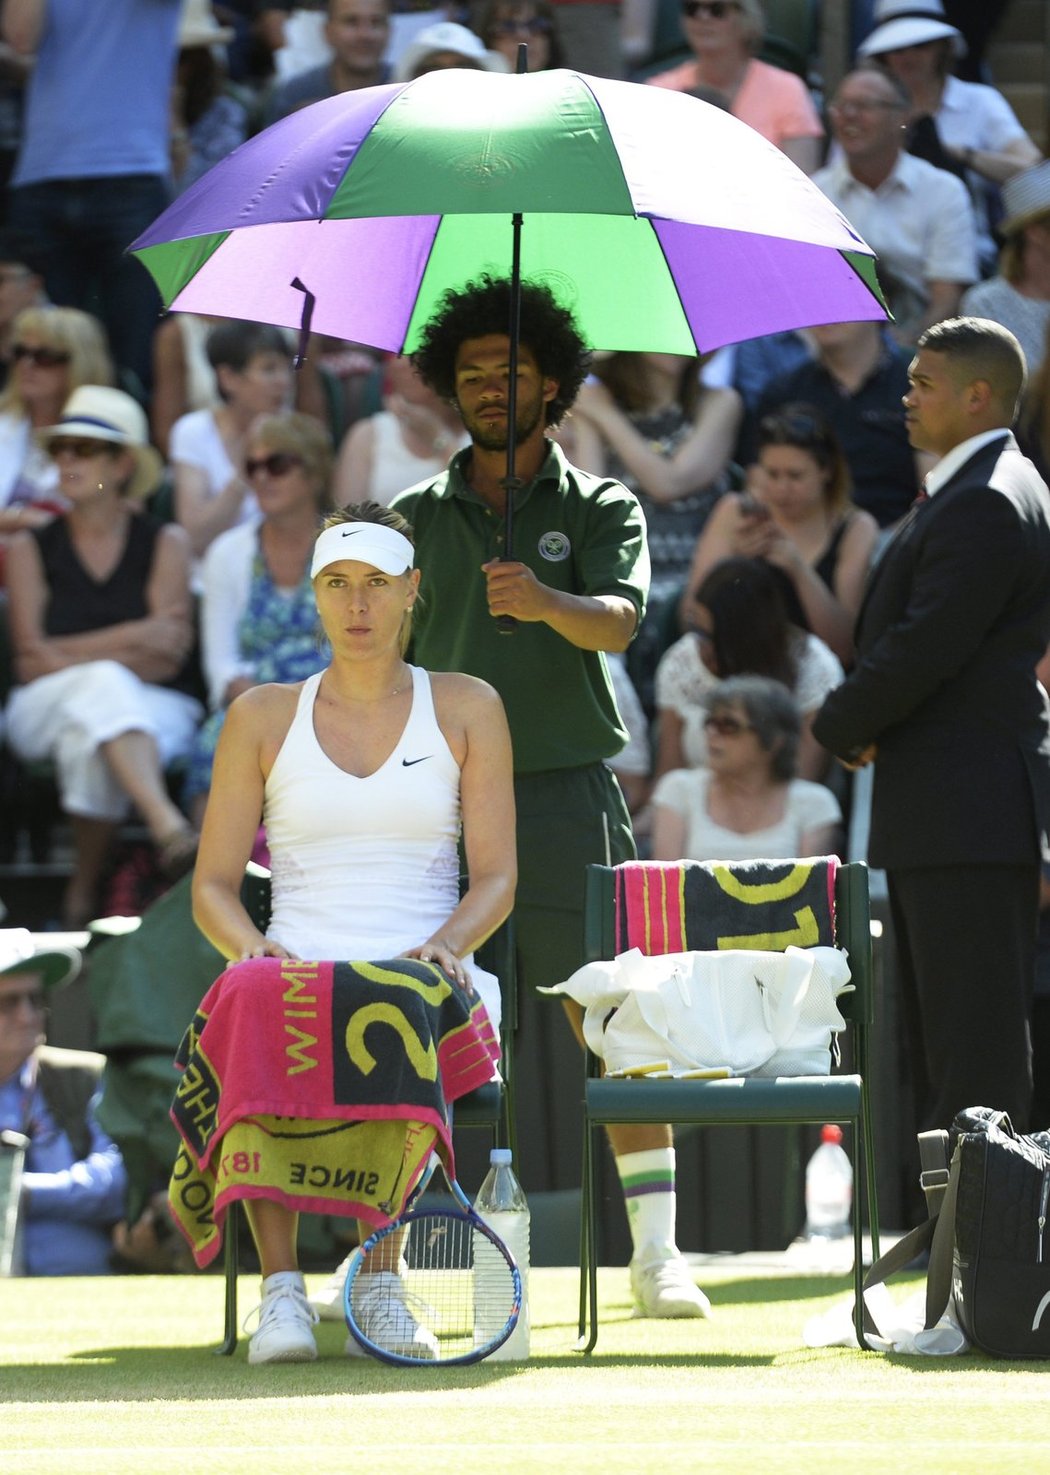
[392,441,649,774]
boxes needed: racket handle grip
[495,614,518,635]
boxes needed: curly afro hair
[411,273,590,427]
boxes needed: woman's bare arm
[174,458,250,559]
[403,675,516,988]
[573,381,742,504]
[650,801,689,862]
[192,686,298,962]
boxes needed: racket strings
[348,1211,518,1364]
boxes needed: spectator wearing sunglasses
[170,320,294,566]
[4,387,201,926]
[648,0,824,175]
[0,306,115,566]
[475,0,562,70]
[0,930,129,1276]
[184,411,335,826]
[0,238,48,392]
[650,674,841,863]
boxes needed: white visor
[311,522,415,579]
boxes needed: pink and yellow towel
[168,956,499,1267]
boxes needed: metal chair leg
[863,1093,880,1263]
[576,1120,599,1353]
[218,1200,240,1356]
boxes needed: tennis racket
[343,1166,522,1366]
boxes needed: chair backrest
[584,858,873,1031]
[242,860,273,933]
[475,912,518,1038]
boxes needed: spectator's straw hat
[393,21,510,82]
[999,161,1050,237]
[857,0,965,60]
[38,386,164,502]
[0,930,81,991]
[178,0,234,49]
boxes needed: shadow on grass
[698,1273,865,1306]
[2,1341,788,1404]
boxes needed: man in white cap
[0,930,127,1275]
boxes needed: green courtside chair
[577,858,879,1352]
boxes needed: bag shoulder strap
[862,1127,960,1337]
[923,1151,963,1329]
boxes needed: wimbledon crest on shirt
[538,531,571,562]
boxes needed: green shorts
[512,762,635,993]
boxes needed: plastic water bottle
[804,1124,853,1241]
[474,1147,530,1360]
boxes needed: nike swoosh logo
[341,528,362,537]
[402,756,432,767]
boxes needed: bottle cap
[489,1147,513,1165]
[820,1124,844,1145]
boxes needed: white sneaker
[245,1271,319,1364]
[308,1251,355,1321]
[310,1251,411,1321]
[630,1247,712,1319]
[345,1270,440,1360]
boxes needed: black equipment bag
[865,1106,1050,1358]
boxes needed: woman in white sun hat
[4,385,203,926]
[858,0,1041,270]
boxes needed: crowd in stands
[1,0,1049,1274]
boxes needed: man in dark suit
[814,317,1050,1139]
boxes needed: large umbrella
[132,67,884,356]
[131,67,886,619]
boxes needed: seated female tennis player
[191,501,516,1365]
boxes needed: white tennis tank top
[263,665,500,1026]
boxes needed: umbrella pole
[495,209,524,635]
[493,41,530,636]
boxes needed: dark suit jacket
[813,432,1050,869]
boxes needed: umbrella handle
[495,473,520,635]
